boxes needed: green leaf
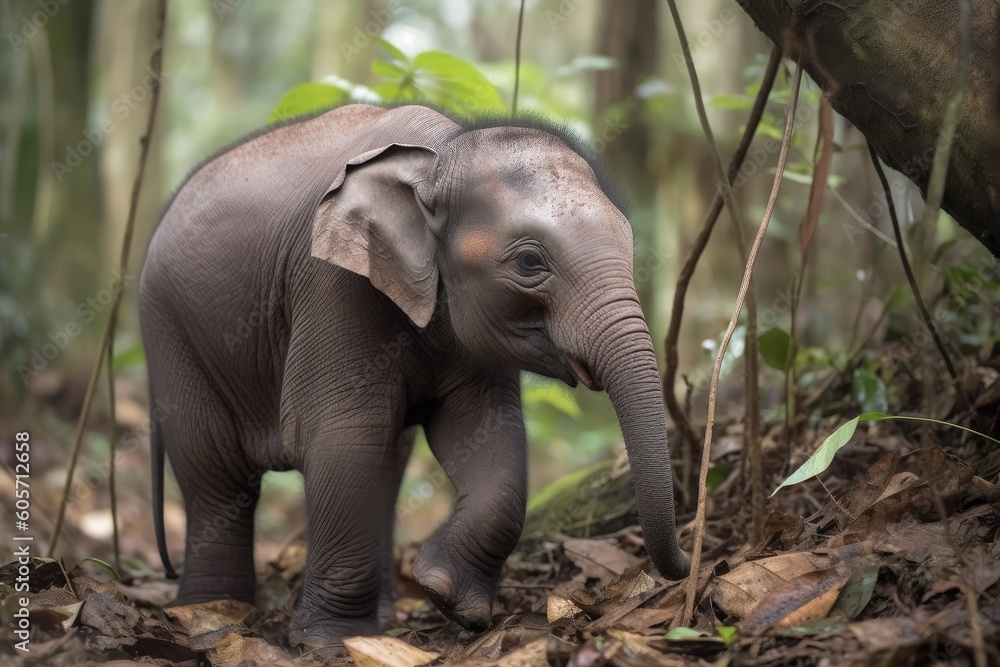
[120,558,157,578]
[371,58,408,78]
[384,627,411,637]
[112,340,145,371]
[715,626,739,644]
[522,382,581,418]
[706,461,731,494]
[773,411,1000,497]
[268,83,348,124]
[373,36,409,65]
[832,558,878,619]
[771,415,862,496]
[708,94,752,110]
[851,368,888,413]
[664,626,705,641]
[82,557,120,580]
[759,328,791,371]
[411,51,504,113]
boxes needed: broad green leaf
[268,83,347,124]
[851,368,888,413]
[771,415,861,496]
[774,411,1000,496]
[371,58,408,78]
[373,36,409,65]
[411,51,504,113]
[759,328,791,371]
[82,557,120,580]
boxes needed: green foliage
[850,368,888,413]
[664,627,706,641]
[773,411,1000,496]
[82,557,119,580]
[758,327,791,371]
[373,49,505,114]
[269,82,349,124]
[771,414,862,496]
[705,461,732,494]
[715,626,740,644]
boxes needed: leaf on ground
[546,594,582,623]
[714,543,870,623]
[209,631,294,667]
[562,538,643,586]
[343,634,440,667]
[739,565,853,635]
[165,598,260,635]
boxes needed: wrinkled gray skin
[140,104,689,651]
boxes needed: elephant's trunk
[568,290,690,579]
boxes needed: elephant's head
[311,115,690,579]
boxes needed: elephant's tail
[151,396,178,580]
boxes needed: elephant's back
[142,104,388,300]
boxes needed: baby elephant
[140,103,689,650]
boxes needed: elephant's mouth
[564,354,601,391]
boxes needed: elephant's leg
[286,415,401,649]
[149,333,260,605]
[413,372,527,630]
[378,426,417,625]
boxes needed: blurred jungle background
[1,0,998,594]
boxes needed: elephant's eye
[517,250,544,271]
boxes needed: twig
[680,60,804,626]
[511,0,526,116]
[106,340,120,570]
[868,144,968,408]
[48,0,168,556]
[664,7,765,513]
[661,45,782,499]
[782,100,832,471]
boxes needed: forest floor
[2,335,999,666]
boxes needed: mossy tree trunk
[734,0,1000,255]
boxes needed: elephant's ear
[312,144,441,328]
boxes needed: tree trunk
[734,0,1000,256]
[594,0,659,309]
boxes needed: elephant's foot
[288,611,379,656]
[412,545,496,631]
